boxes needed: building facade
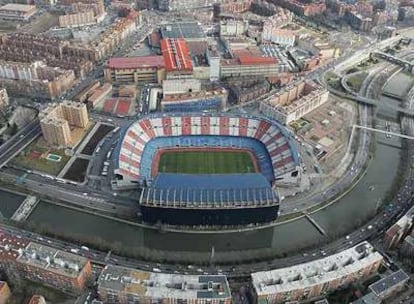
[39,101,89,146]
[259,80,329,124]
[0,4,37,20]
[0,282,11,304]
[104,56,165,85]
[0,233,92,294]
[252,242,383,304]
[97,265,232,304]
[0,88,8,109]
[0,60,75,99]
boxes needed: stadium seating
[114,113,300,183]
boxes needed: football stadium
[114,113,300,226]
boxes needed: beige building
[39,101,89,146]
[59,11,95,28]
[0,4,37,20]
[0,88,8,109]
[259,80,329,124]
[61,100,89,128]
[0,281,11,304]
[40,117,71,147]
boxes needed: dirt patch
[81,124,114,155]
[63,158,89,182]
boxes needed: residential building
[369,270,410,300]
[251,242,383,304]
[0,4,37,20]
[345,11,373,32]
[97,265,232,304]
[385,205,414,249]
[0,282,11,304]
[161,88,228,112]
[61,100,89,128]
[0,88,8,109]
[0,60,75,99]
[259,80,329,124]
[74,80,100,103]
[0,233,92,294]
[40,117,71,147]
[104,56,165,85]
[58,11,96,28]
[270,0,326,16]
[28,295,47,304]
[213,0,251,15]
[158,0,219,11]
[39,101,89,146]
[220,20,248,37]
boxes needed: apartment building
[0,233,92,294]
[97,265,232,304]
[28,295,47,304]
[0,88,8,109]
[0,33,93,78]
[251,242,383,304]
[385,205,414,249]
[61,100,89,127]
[0,60,75,99]
[104,56,165,85]
[259,80,329,124]
[213,0,251,15]
[59,11,95,28]
[0,282,11,304]
[0,4,37,20]
[39,101,89,146]
[270,0,326,16]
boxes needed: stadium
[114,113,300,226]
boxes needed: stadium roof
[139,173,278,208]
[106,56,165,69]
[160,39,193,73]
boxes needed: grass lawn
[158,150,256,174]
[12,139,70,176]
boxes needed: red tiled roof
[28,295,44,304]
[160,38,193,73]
[238,56,277,65]
[106,56,165,69]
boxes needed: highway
[0,120,41,169]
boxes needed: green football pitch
[158,150,257,174]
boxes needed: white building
[252,242,383,304]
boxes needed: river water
[0,74,408,255]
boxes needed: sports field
[158,150,257,174]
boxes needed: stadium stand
[114,113,300,225]
[114,113,299,183]
[114,113,300,187]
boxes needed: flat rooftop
[0,3,36,12]
[0,233,88,278]
[17,242,89,278]
[106,56,165,69]
[252,242,383,296]
[369,270,410,297]
[160,22,206,40]
[98,265,231,300]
